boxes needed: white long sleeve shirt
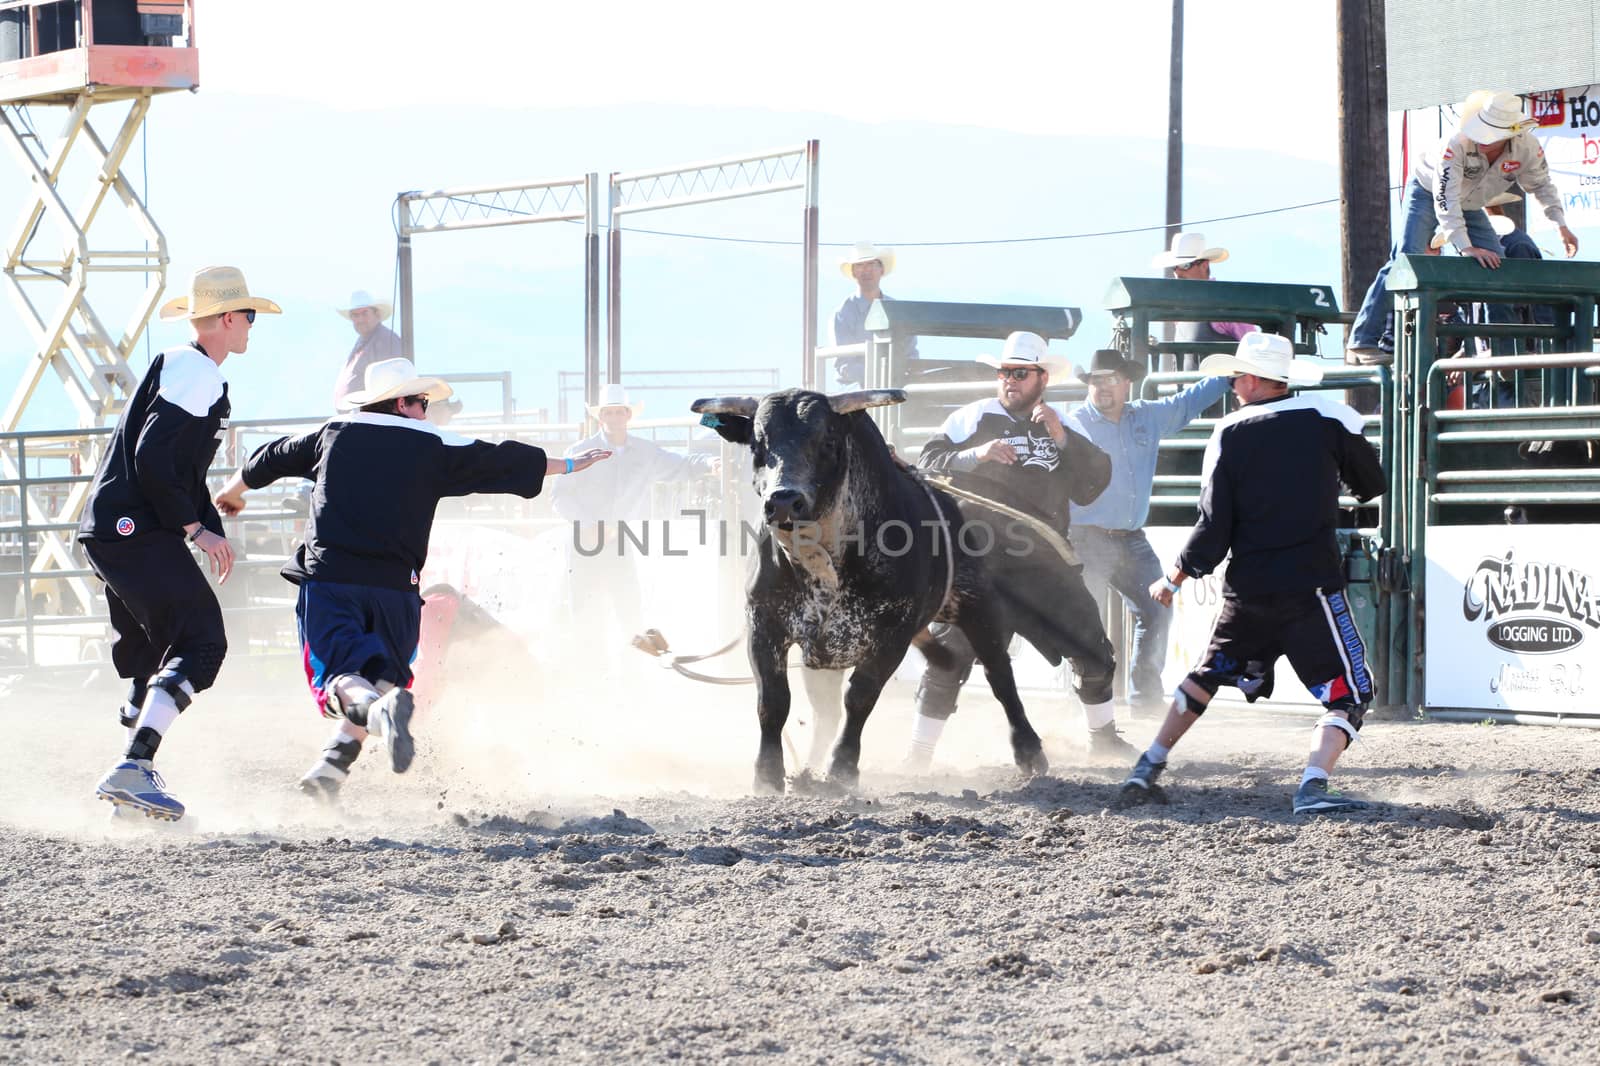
[1412,131,1567,253]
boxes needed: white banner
[1528,86,1600,227]
[1143,528,1321,706]
[1424,525,1600,712]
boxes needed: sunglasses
[997,367,1041,381]
[232,309,256,324]
[406,394,429,412]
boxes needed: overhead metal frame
[395,173,602,409]
[0,1,198,613]
[608,141,820,389]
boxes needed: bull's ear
[691,396,759,446]
[828,389,907,414]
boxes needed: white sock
[135,687,182,740]
[1145,740,1171,764]
[1083,699,1116,730]
[1300,766,1330,788]
[906,714,947,767]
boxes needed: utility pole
[1336,0,1390,348]
[1162,0,1183,358]
[1165,0,1183,254]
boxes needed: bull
[692,388,1051,793]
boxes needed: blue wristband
[565,457,574,474]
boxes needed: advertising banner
[1528,86,1600,227]
[1424,525,1600,712]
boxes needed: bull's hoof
[826,760,861,791]
[1014,745,1050,778]
[753,771,786,796]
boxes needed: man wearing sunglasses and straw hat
[1120,332,1386,815]
[1348,90,1579,364]
[82,265,280,822]
[213,358,610,801]
[830,241,917,386]
[903,331,1127,770]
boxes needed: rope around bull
[631,471,1075,684]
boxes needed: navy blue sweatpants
[296,580,421,717]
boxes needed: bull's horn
[690,396,760,417]
[828,389,907,414]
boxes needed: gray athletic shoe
[1118,752,1168,807]
[96,759,184,821]
[1292,778,1367,815]
[367,688,416,774]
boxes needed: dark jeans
[1074,527,1171,709]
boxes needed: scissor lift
[0,0,196,609]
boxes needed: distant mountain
[0,98,1342,429]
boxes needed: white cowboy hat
[1488,214,1517,237]
[1151,231,1230,270]
[158,266,283,321]
[975,331,1071,378]
[1459,91,1536,144]
[340,358,453,409]
[839,241,896,279]
[586,382,643,418]
[1485,191,1522,208]
[1198,331,1323,386]
[336,289,394,321]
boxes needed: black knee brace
[323,736,362,773]
[147,667,193,711]
[1072,661,1115,707]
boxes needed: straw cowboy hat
[158,266,283,321]
[1459,91,1536,144]
[976,331,1071,378]
[340,358,453,409]
[586,382,644,418]
[1199,331,1323,386]
[336,289,394,321]
[1151,231,1230,270]
[1075,348,1148,383]
[839,240,896,279]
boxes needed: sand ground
[1,648,1596,1064]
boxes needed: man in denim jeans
[1347,90,1578,363]
[1064,349,1231,717]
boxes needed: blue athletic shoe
[368,689,415,774]
[1292,778,1367,815]
[96,760,185,821]
[1118,752,1168,807]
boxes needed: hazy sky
[207,0,1341,161]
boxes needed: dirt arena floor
[2,649,1598,1065]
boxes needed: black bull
[694,387,1100,794]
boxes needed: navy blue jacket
[1178,393,1385,596]
[918,397,1111,534]
[79,344,229,543]
[242,413,547,591]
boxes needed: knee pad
[1072,661,1115,707]
[168,642,227,693]
[1316,710,1363,750]
[147,668,194,711]
[324,673,381,723]
[1175,676,1218,716]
